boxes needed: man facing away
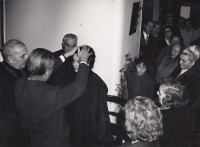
[14,47,91,147]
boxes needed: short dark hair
[75,45,96,69]
[162,24,174,35]
[144,19,154,25]
[62,34,78,43]
[154,21,162,27]
[134,55,148,67]
[170,34,183,45]
[2,39,26,61]
[26,48,55,76]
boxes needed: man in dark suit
[0,39,74,147]
[48,34,78,87]
[14,47,91,147]
[140,20,155,59]
[170,45,200,144]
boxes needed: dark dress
[66,70,112,147]
[127,72,154,99]
[159,105,194,147]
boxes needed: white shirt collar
[143,31,148,40]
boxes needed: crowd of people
[0,13,200,147]
[126,14,200,147]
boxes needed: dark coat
[170,64,200,107]
[0,62,30,147]
[159,105,194,147]
[14,64,89,147]
[153,33,166,58]
[140,31,155,59]
[127,72,154,99]
[170,64,200,134]
[66,70,112,147]
[48,49,75,87]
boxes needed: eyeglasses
[165,30,172,33]
[63,42,77,48]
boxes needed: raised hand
[63,46,78,58]
[78,45,92,63]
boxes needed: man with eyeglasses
[53,34,78,58]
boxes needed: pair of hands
[63,45,92,63]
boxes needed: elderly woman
[66,45,112,147]
[155,34,183,68]
[170,45,200,141]
[157,77,194,147]
[156,43,183,83]
[120,96,163,147]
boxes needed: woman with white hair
[157,77,194,147]
[170,45,200,144]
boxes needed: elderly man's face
[180,51,195,69]
[10,46,28,69]
[62,38,77,53]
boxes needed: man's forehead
[63,38,77,44]
[181,50,194,59]
[13,45,27,53]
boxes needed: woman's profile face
[157,85,166,106]
[72,53,80,72]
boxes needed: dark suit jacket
[48,49,75,87]
[53,49,64,58]
[140,31,155,58]
[170,64,200,107]
[14,64,89,147]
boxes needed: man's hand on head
[63,46,78,58]
[78,45,92,63]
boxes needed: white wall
[5,0,142,95]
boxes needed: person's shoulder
[89,71,107,87]
[15,76,27,85]
[53,49,64,58]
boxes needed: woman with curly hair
[157,77,194,147]
[120,96,163,147]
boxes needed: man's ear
[62,43,64,49]
[7,56,14,64]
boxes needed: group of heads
[1,34,96,80]
[62,34,96,72]
[125,77,189,143]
